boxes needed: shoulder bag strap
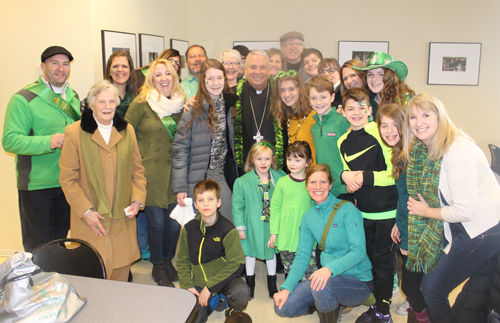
[319,200,351,250]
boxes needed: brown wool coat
[59,119,146,278]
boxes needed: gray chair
[32,238,106,279]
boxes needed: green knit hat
[353,52,408,81]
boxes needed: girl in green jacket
[232,141,285,300]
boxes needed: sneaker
[342,306,353,314]
[396,299,409,315]
[141,250,150,261]
[355,305,393,323]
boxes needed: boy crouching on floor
[179,179,250,323]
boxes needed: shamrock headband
[252,141,275,155]
[276,70,297,78]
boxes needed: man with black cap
[2,46,80,252]
[279,31,308,82]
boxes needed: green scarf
[81,126,134,232]
[406,139,444,273]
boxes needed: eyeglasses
[222,62,240,68]
[284,42,303,49]
[319,68,337,75]
[167,59,181,67]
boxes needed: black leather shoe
[152,264,174,287]
[267,275,278,299]
[163,258,178,282]
[245,275,255,299]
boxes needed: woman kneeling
[274,164,373,322]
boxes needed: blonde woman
[404,93,500,323]
[126,59,185,287]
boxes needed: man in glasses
[279,32,307,82]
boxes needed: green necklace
[235,78,283,168]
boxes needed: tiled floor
[129,259,463,323]
[0,256,463,323]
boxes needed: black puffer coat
[452,251,500,323]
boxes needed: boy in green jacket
[178,179,249,322]
[309,76,351,201]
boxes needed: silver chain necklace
[249,82,269,142]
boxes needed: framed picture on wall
[101,30,137,76]
[338,41,389,66]
[427,42,482,86]
[170,39,189,68]
[139,34,164,68]
[233,41,281,51]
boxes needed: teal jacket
[2,76,80,190]
[311,109,350,196]
[281,193,373,293]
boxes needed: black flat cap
[41,46,73,62]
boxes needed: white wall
[0,0,189,253]
[189,0,500,154]
[1,0,499,252]
[0,0,94,253]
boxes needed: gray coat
[172,92,238,197]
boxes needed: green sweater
[311,109,350,196]
[270,175,313,252]
[2,76,80,190]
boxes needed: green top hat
[353,52,408,81]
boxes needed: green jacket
[2,76,80,190]
[311,109,350,196]
[177,214,245,293]
[232,168,285,259]
[125,100,183,208]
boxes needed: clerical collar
[248,82,268,95]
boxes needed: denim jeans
[275,276,371,317]
[136,211,149,253]
[144,204,180,265]
[421,222,500,323]
[18,188,70,252]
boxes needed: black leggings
[401,254,427,312]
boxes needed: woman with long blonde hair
[404,93,500,323]
[126,59,185,287]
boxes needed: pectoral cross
[253,132,264,142]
